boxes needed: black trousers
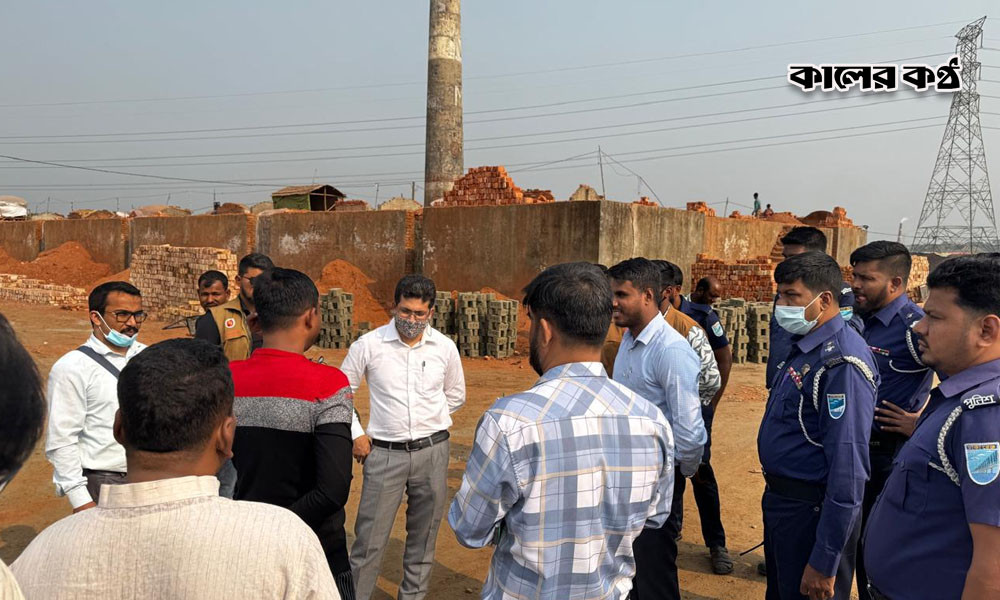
[762,488,860,600]
[673,406,726,548]
[631,475,683,600]
[856,435,903,600]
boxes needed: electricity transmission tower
[911,16,998,253]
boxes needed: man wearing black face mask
[341,274,466,600]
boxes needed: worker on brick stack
[196,270,230,312]
[608,257,705,600]
[848,241,932,600]
[762,204,775,218]
[195,252,274,499]
[45,281,147,514]
[342,274,465,600]
[752,192,762,217]
[758,251,877,600]
[655,262,732,575]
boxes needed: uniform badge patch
[711,322,724,337]
[963,394,997,410]
[840,307,854,321]
[827,394,846,419]
[964,442,1000,485]
[824,341,836,353]
[224,318,236,329]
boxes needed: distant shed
[271,184,346,211]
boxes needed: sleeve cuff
[350,413,365,440]
[808,547,841,578]
[67,485,94,509]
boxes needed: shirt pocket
[895,448,930,513]
[419,358,446,397]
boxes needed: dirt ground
[0,302,778,599]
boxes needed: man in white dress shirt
[343,274,465,600]
[14,338,339,600]
[45,281,147,512]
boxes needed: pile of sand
[316,259,389,325]
[0,242,113,288]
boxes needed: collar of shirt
[793,313,845,354]
[84,333,145,360]
[937,358,1000,398]
[869,293,910,328]
[99,475,220,509]
[245,347,307,362]
[680,297,709,315]
[622,313,667,349]
[535,361,607,386]
[382,318,438,347]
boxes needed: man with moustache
[45,281,147,512]
[608,257,705,600]
[449,262,675,599]
[848,241,933,600]
[864,254,1000,599]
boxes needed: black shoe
[710,546,734,575]
[757,560,767,576]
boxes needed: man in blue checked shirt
[448,262,675,600]
[758,252,877,600]
[608,257,706,600]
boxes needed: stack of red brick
[691,254,777,301]
[523,189,555,203]
[686,201,716,216]
[334,199,370,211]
[633,196,657,207]
[442,167,525,206]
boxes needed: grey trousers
[83,469,126,505]
[350,439,450,600]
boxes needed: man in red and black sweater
[230,268,355,599]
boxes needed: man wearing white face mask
[341,274,465,600]
[45,281,147,513]
[757,252,878,600]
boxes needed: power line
[0,19,969,110]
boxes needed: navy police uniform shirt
[864,359,1000,600]
[766,282,862,389]
[758,315,879,575]
[862,293,933,418]
[679,297,730,350]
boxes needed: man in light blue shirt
[608,257,706,600]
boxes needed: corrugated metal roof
[272,184,345,198]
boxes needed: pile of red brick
[686,201,716,216]
[691,254,777,301]
[334,199,370,211]
[441,167,552,206]
[633,196,657,207]
[523,188,555,202]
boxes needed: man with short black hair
[230,268,356,598]
[608,257,705,600]
[343,274,465,600]
[758,251,878,600]
[197,270,230,312]
[45,281,146,513]
[449,262,674,599]
[195,252,274,362]
[682,275,733,410]
[0,312,46,599]
[849,241,932,600]
[15,338,340,599]
[864,254,1000,600]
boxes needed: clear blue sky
[0,1,997,241]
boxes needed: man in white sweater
[14,338,339,599]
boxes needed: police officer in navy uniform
[758,251,878,600]
[767,227,863,390]
[848,241,933,600]
[864,255,1000,600]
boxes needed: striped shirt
[448,362,674,600]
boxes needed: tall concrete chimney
[424,0,463,206]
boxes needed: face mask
[774,295,822,336]
[395,317,427,340]
[96,312,138,348]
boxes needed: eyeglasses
[107,310,147,324]
[396,307,430,319]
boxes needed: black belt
[764,473,826,504]
[372,430,449,452]
[867,582,891,600]
[869,429,906,452]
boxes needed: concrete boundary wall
[598,203,705,283]
[129,215,251,262]
[256,211,410,303]
[42,218,128,272]
[0,221,42,262]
